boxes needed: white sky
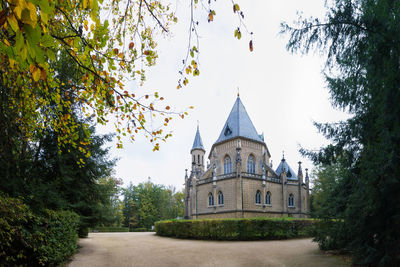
[98,0,349,190]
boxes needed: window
[247,155,255,174]
[224,156,232,174]
[266,191,271,205]
[193,155,195,164]
[218,191,224,205]
[208,193,214,206]
[198,155,200,164]
[255,190,261,204]
[288,194,295,207]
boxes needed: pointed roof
[215,96,264,144]
[275,158,298,180]
[191,126,205,152]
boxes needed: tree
[121,180,184,229]
[0,51,121,236]
[282,0,400,265]
[0,0,252,153]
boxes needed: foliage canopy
[282,0,400,265]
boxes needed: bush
[155,217,315,240]
[0,195,79,266]
[313,219,349,251]
[91,227,129,232]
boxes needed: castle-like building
[184,96,310,219]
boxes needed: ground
[67,232,348,267]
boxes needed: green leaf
[15,32,24,52]
[24,25,41,45]
[40,34,54,48]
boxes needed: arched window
[266,191,271,205]
[198,155,200,164]
[247,155,255,174]
[224,156,232,174]
[193,155,195,164]
[218,191,224,205]
[208,193,214,206]
[255,190,261,204]
[288,194,294,207]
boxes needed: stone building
[184,95,310,219]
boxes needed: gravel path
[67,232,348,267]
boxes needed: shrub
[155,217,315,240]
[0,195,79,266]
[91,227,129,232]
[313,219,349,251]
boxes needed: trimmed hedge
[155,217,315,240]
[91,227,129,232]
[0,195,79,266]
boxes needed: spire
[297,161,303,176]
[191,125,205,152]
[275,156,298,180]
[215,96,263,144]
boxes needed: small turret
[305,168,310,214]
[297,161,303,216]
[191,125,205,174]
[297,161,303,183]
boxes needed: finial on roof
[282,150,285,161]
[237,87,240,97]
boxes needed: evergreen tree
[0,52,118,236]
[282,0,400,265]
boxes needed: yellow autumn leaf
[13,4,23,19]
[41,10,48,24]
[26,2,37,26]
[7,15,19,32]
[32,67,41,81]
[9,58,16,68]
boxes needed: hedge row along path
[68,232,348,266]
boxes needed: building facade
[184,96,310,219]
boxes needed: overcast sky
[98,0,349,190]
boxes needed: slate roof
[275,158,298,180]
[191,126,205,151]
[215,96,264,144]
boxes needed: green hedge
[91,227,129,232]
[0,195,79,266]
[155,217,315,240]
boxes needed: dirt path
[67,232,348,267]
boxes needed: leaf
[129,42,134,49]
[26,2,37,24]
[15,31,24,52]
[208,12,214,22]
[233,4,240,13]
[32,66,41,81]
[249,40,253,52]
[14,4,24,19]
[40,34,53,47]
[7,15,19,32]
[41,69,47,80]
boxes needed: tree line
[283,0,400,265]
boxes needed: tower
[191,125,205,175]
